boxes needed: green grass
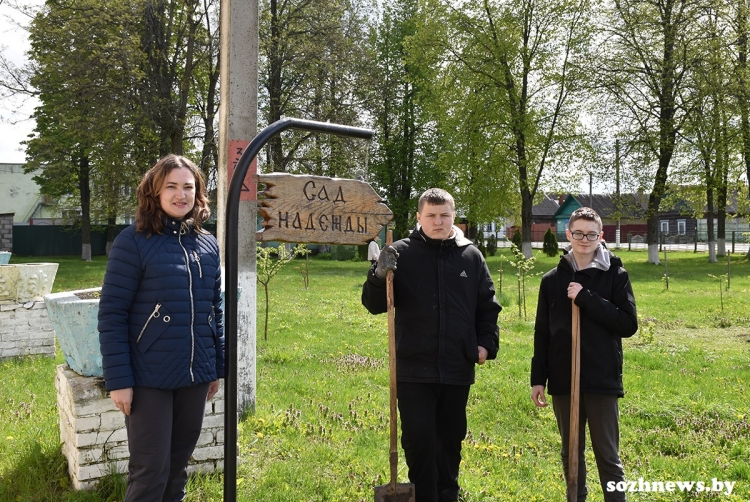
[2,250,750,500]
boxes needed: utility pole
[217,0,259,420]
[615,139,621,248]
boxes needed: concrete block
[74,416,101,433]
[214,400,225,414]
[106,444,130,460]
[191,445,224,462]
[196,431,214,446]
[99,411,125,431]
[201,414,224,429]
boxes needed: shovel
[374,230,416,502]
[567,302,581,502]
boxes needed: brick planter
[0,300,56,359]
[56,364,225,490]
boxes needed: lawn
[2,249,750,501]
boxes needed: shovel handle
[567,301,581,502]
[386,231,399,492]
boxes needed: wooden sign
[256,173,393,245]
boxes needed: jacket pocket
[458,328,479,363]
[137,303,172,353]
[207,312,217,348]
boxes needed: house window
[677,220,686,235]
[660,220,669,235]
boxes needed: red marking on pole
[227,140,256,201]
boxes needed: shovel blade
[373,482,416,502]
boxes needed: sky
[0,1,40,164]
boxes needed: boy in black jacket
[531,207,637,502]
[362,188,501,502]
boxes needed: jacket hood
[562,242,612,272]
[413,224,472,247]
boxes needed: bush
[330,245,357,261]
[475,230,487,257]
[543,228,559,257]
[511,228,522,249]
[316,252,333,260]
[357,244,368,261]
[487,234,497,256]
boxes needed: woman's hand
[110,387,133,415]
[207,379,220,401]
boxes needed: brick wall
[0,213,12,252]
[0,300,56,359]
[56,365,225,490]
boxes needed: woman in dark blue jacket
[98,154,225,502]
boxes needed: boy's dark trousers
[123,383,210,502]
[552,393,626,502]
[397,382,471,502]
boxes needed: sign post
[256,173,393,244]
[224,118,382,501]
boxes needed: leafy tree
[413,0,593,257]
[475,230,486,257]
[507,243,536,320]
[511,228,522,249]
[191,0,221,196]
[362,0,442,238]
[257,244,308,341]
[543,228,559,257]
[25,0,145,260]
[735,1,750,198]
[487,234,497,256]
[680,2,736,262]
[593,0,703,264]
[138,0,210,157]
[259,0,372,177]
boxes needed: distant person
[367,238,381,264]
[99,154,225,502]
[362,188,501,502]
[531,207,637,502]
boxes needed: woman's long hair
[135,154,211,235]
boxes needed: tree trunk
[171,0,199,154]
[268,0,284,171]
[106,215,117,257]
[738,2,750,198]
[707,188,717,263]
[79,155,92,262]
[521,187,533,258]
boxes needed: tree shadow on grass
[0,441,125,502]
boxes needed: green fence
[12,224,217,256]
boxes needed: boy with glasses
[530,207,638,501]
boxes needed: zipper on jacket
[193,250,203,278]
[137,303,162,344]
[179,230,196,383]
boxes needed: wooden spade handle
[386,230,398,491]
[567,302,581,502]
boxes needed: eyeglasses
[570,232,600,241]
